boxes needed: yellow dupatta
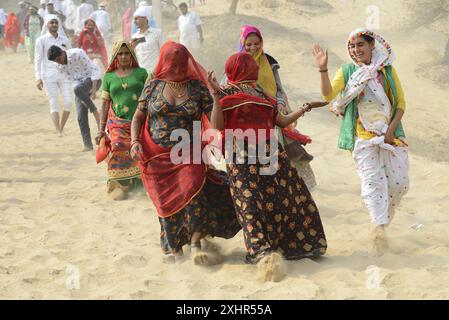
[253,48,277,98]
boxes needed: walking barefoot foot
[257,252,285,283]
[174,251,186,264]
[162,254,175,264]
[192,251,222,266]
[372,225,389,256]
[191,241,223,266]
[109,188,128,201]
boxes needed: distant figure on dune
[177,2,203,57]
[121,0,135,41]
[38,0,46,19]
[0,9,5,50]
[4,13,21,53]
[77,18,108,77]
[313,28,409,256]
[76,0,95,34]
[35,14,72,135]
[24,6,43,63]
[130,42,241,265]
[89,3,113,48]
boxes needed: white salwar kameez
[332,28,410,227]
[353,137,409,226]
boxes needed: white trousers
[352,137,409,226]
[43,78,73,114]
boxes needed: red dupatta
[222,52,312,145]
[220,52,277,142]
[77,19,108,69]
[138,42,212,218]
[4,13,21,48]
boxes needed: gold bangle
[319,69,328,73]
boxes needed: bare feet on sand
[372,225,389,256]
[257,251,285,282]
[191,239,223,266]
[109,188,128,201]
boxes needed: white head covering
[133,5,152,27]
[41,14,67,37]
[331,28,396,135]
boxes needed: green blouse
[101,67,148,120]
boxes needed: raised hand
[312,43,328,71]
[207,71,221,94]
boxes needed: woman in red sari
[4,13,21,53]
[130,41,241,265]
[77,18,108,75]
[207,52,328,281]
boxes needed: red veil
[153,41,209,84]
[77,19,108,69]
[138,42,213,218]
[4,13,21,49]
[220,52,277,142]
[221,52,312,145]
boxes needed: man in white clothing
[35,14,72,135]
[61,0,77,31]
[89,3,112,48]
[38,0,47,19]
[178,2,203,56]
[131,5,164,73]
[76,0,94,34]
[49,46,102,151]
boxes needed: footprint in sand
[116,255,148,268]
[130,290,162,300]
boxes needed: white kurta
[178,11,202,54]
[62,0,78,30]
[131,28,164,72]
[90,9,112,46]
[76,3,94,33]
[34,32,73,113]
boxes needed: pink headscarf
[238,24,263,52]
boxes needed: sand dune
[1,0,449,299]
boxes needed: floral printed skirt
[226,142,327,264]
[159,169,241,254]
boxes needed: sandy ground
[1,0,449,299]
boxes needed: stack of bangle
[319,69,328,73]
[130,139,141,148]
